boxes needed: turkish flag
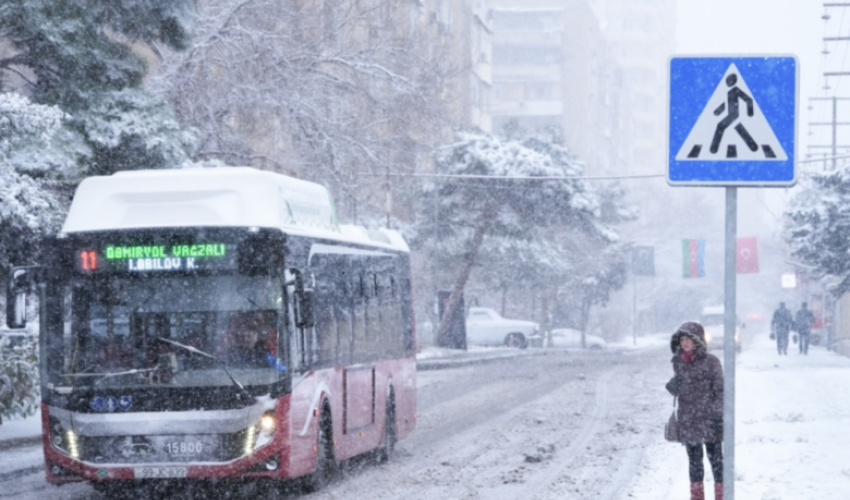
[736,237,759,274]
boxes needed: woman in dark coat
[666,322,724,500]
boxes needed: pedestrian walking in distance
[770,302,793,355]
[794,302,815,355]
[666,322,725,500]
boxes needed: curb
[416,347,562,371]
[0,465,42,483]
[0,435,41,452]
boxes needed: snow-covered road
[0,346,673,499]
[309,348,670,500]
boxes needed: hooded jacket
[666,322,724,444]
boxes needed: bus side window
[340,269,354,365]
[310,255,338,369]
[352,271,368,363]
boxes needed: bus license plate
[134,467,187,479]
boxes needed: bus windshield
[51,274,285,390]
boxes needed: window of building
[622,15,655,32]
[493,82,523,101]
[525,82,556,101]
[493,10,563,32]
[493,45,561,66]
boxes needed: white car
[465,307,539,349]
[548,328,608,350]
[701,306,742,353]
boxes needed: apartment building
[488,0,628,174]
[590,0,677,175]
[425,0,494,134]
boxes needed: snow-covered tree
[414,130,630,346]
[0,0,197,178]
[784,167,850,294]
[0,92,65,275]
[150,0,454,221]
[0,333,39,423]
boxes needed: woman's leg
[686,443,705,482]
[705,441,723,483]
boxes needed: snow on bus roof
[61,167,408,252]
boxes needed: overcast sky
[676,0,827,157]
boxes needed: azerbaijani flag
[682,239,705,278]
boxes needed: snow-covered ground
[2,331,847,500]
[0,410,43,477]
[620,332,850,500]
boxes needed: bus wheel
[505,333,527,349]
[305,405,336,492]
[377,391,397,463]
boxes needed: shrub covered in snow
[0,333,40,424]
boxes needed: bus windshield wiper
[154,337,255,402]
[61,368,158,386]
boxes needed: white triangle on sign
[676,63,787,161]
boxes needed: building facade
[488,0,629,174]
[590,0,677,175]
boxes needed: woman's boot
[690,481,705,500]
[714,483,723,500]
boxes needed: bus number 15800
[165,441,204,455]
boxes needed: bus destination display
[75,243,237,273]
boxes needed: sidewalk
[415,331,670,370]
[619,332,850,500]
[0,411,43,480]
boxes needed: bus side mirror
[6,266,36,329]
[288,267,315,329]
[297,289,315,329]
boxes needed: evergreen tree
[0,0,197,178]
[0,93,65,275]
[784,167,850,294]
[414,131,631,346]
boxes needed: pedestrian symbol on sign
[675,63,787,162]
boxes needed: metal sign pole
[668,55,797,500]
[723,186,737,500]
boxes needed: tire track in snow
[521,368,616,500]
[528,348,672,500]
[309,354,610,500]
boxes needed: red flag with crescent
[736,236,759,274]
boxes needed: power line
[360,172,665,181]
[799,153,850,164]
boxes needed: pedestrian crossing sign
[668,56,798,186]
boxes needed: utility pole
[807,97,850,170]
[815,2,850,168]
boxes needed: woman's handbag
[664,396,679,442]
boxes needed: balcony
[494,31,563,47]
[493,64,561,81]
[491,100,563,116]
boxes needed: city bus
[5,167,416,493]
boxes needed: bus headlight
[245,412,276,454]
[49,417,80,459]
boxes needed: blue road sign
[668,56,798,186]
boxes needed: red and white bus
[6,167,416,493]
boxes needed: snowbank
[619,332,850,499]
[0,408,41,441]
